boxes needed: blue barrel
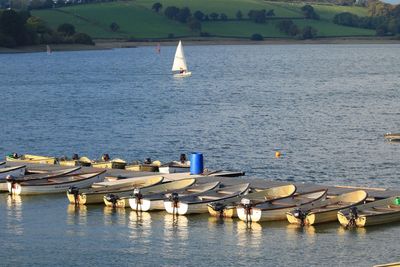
[190,152,204,175]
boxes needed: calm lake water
[1,44,400,266]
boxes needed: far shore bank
[1,37,399,54]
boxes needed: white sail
[172,41,188,71]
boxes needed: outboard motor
[102,154,110,161]
[346,207,359,228]
[292,208,306,226]
[180,154,187,163]
[105,194,119,208]
[240,198,253,224]
[168,192,179,203]
[72,154,79,160]
[133,188,143,212]
[210,202,226,217]
[168,192,180,215]
[6,175,16,195]
[68,186,80,205]
[144,158,151,164]
[133,188,143,200]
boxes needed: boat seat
[270,201,295,207]
[198,196,221,201]
[217,190,236,195]
[362,209,384,215]
[373,206,400,212]
[187,188,204,193]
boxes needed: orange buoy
[275,151,281,158]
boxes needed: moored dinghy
[8,170,106,195]
[237,189,328,223]
[106,178,197,208]
[207,184,297,218]
[125,159,162,172]
[158,161,190,174]
[286,190,367,225]
[58,154,92,167]
[6,153,57,164]
[91,154,127,169]
[164,183,250,215]
[8,166,81,182]
[67,176,164,205]
[338,196,400,228]
[129,181,220,211]
[0,165,26,191]
[384,133,400,142]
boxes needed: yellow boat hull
[207,206,237,218]
[104,197,129,208]
[6,154,56,165]
[92,161,126,169]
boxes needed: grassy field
[31,0,375,40]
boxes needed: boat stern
[129,198,151,211]
[237,207,262,222]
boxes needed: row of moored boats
[5,153,193,173]
[2,160,399,229]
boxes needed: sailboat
[172,40,191,77]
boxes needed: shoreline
[1,37,399,53]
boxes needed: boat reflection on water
[6,195,23,235]
[286,223,317,236]
[7,194,22,207]
[208,216,235,235]
[66,204,87,226]
[236,221,263,249]
[128,210,153,240]
[336,224,367,237]
[164,214,188,241]
[103,206,129,226]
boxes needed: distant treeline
[333,0,400,36]
[0,0,118,10]
[0,9,94,48]
[152,2,320,39]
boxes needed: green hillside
[31,0,375,39]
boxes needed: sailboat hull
[174,72,192,78]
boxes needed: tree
[276,20,299,36]
[250,33,263,40]
[73,33,94,45]
[0,9,28,45]
[152,2,162,13]
[333,12,360,27]
[248,9,266,23]
[29,0,43,10]
[376,24,387,36]
[301,26,317,39]
[0,32,17,47]
[301,5,320,20]
[266,9,275,16]
[220,13,228,21]
[176,7,191,23]
[42,0,54,9]
[236,10,243,20]
[110,22,119,32]
[164,6,180,20]
[57,23,75,36]
[209,12,219,21]
[27,16,48,34]
[194,10,204,21]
